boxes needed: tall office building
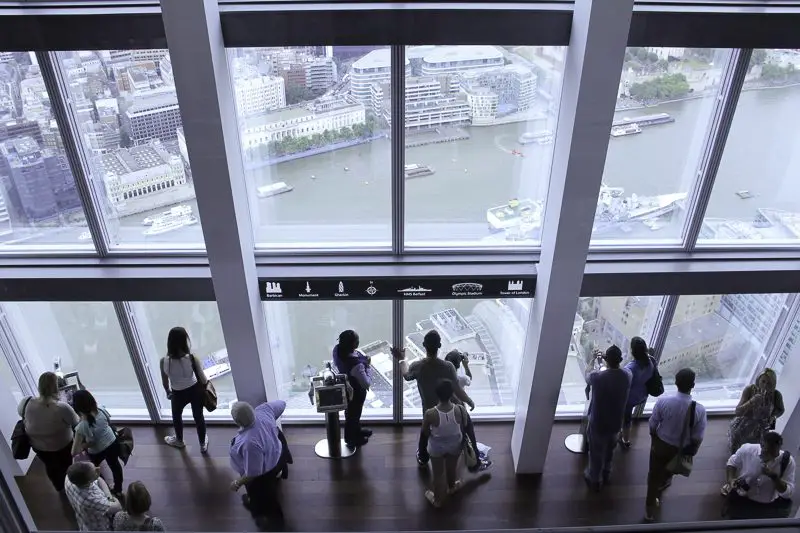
[304,57,338,92]
[123,90,182,143]
[350,49,394,103]
[233,75,286,118]
[0,186,12,236]
[0,136,78,222]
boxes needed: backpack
[644,356,664,397]
[779,450,791,478]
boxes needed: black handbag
[11,397,33,460]
[645,356,665,397]
[100,408,134,465]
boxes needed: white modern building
[233,75,286,118]
[96,141,186,205]
[350,49,409,103]
[83,121,121,155]
[460,64,537,121]
[374,77,470,129]
[463,87,499,125]
[239,98,365,147]
[304,57,338,92]
[420,45,505,77]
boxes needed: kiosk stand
[564,356,606,454]
[309,363,355,459]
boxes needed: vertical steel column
[113,302,162,421]
[511,0,635,474]
[633,294,678,418]
[390,45,406,255]
[160,0,276,405]
[37,52,110,256]
[392,299,404,423]
[681,49,752,250]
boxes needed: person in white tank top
[422,379,467,507]
[159,327,209,453]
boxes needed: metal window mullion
[681,48,752,251]
[36,51,110,256]
[634,294,677,418]
[390,45,406,255]
[113,301,161,422]
[392,298,403,423]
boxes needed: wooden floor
[16,418,795,532]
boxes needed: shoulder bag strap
[679,401,695,449]
[189,354,207,385]
[21,397,32,420]
[780,450,791,477]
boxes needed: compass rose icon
[366,281,378,296]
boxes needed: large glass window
[0,52,92,250]
[660,293,797,409]
[0,302,147,416]
[56,49,207,250]
[264,300,393,418]
[228,46,391,250]
[403,45,565,248]
[699,49,800,245]
[591,47,730,246]
[559,296,663,415]
[132,301,236,416]
[402,298,529,417]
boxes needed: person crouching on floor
[229,400,293,531]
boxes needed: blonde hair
[38,372,59,400]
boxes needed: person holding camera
[583,345,631,491]
[332,330,371,449]
[722,430,794,519]
[728,369,784,455]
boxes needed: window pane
[1,302,147,416]
[700,49,800,245]
[404,45,565,248]
[229,46,391,250]
[56,50,207,250]
[0,52,92,250]
[660,293,796,409]
[591,47,730,246]
[134,302,236,416]
[403,298,529,417]
[264,300,393,418]
[559,296,663,415]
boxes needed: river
[58,84,800,410]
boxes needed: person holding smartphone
[583,345,631,491]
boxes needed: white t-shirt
[456,368,471,389]
[727,443,796,503]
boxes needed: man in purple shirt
[332,330,372,448]
[645,368,707,522]
[229,400,292,530]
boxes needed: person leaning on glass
[728,368,785,455]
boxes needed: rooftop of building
[126,90,179,114]
[352,48,407,71]
[459,63,534,80]
[1,136,43,166]
[422,45,504,65]
[99,143,172,177]
[242,98,363,129]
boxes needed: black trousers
[723,492,792,520]
[245,431,292,528]
[34,442,73,492]
[171,382,206,443]
[344,387,367,445]
[88,439,124,493]
[418,409,480,462]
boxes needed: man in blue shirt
[645,368,707,522]
[229,400,293,531]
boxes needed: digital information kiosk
[309,363,355,459]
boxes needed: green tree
[285,85,317,105]
[636,48,649,62]
[629,73,691,101]
[647,51,659,63]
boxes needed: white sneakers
[164,434,208,452]
[200,434,209,454]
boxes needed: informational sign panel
[259,276,535,301]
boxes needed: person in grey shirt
[645,368,707,522]
[584,345,632,491]
[393,330,490,469]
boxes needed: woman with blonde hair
[728,368,785,454]
[17,371,79,491]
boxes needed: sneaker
[200,435,209,454]
[164,435,185,448]
[424,490,441,508]
[618,437,632,450]
[447,480,463,495]
[416,451,429,467]
[468,459,492,473]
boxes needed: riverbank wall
[614,81,800,112]
[245,133,387,169]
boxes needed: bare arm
[422,409,434,437]
[159,358,171,395]
[453,382,475,410]
[191,355,208,385]
[71,429,86,456]
[462,359,473,380]
[733,385,756,416]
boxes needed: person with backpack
[71,390,125,498]
[620,338,662,449]
[722,430,794,519]
[159,326,209,453]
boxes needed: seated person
[64,461,122,531]
[722,430,795,519]
[111,481,165,531]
